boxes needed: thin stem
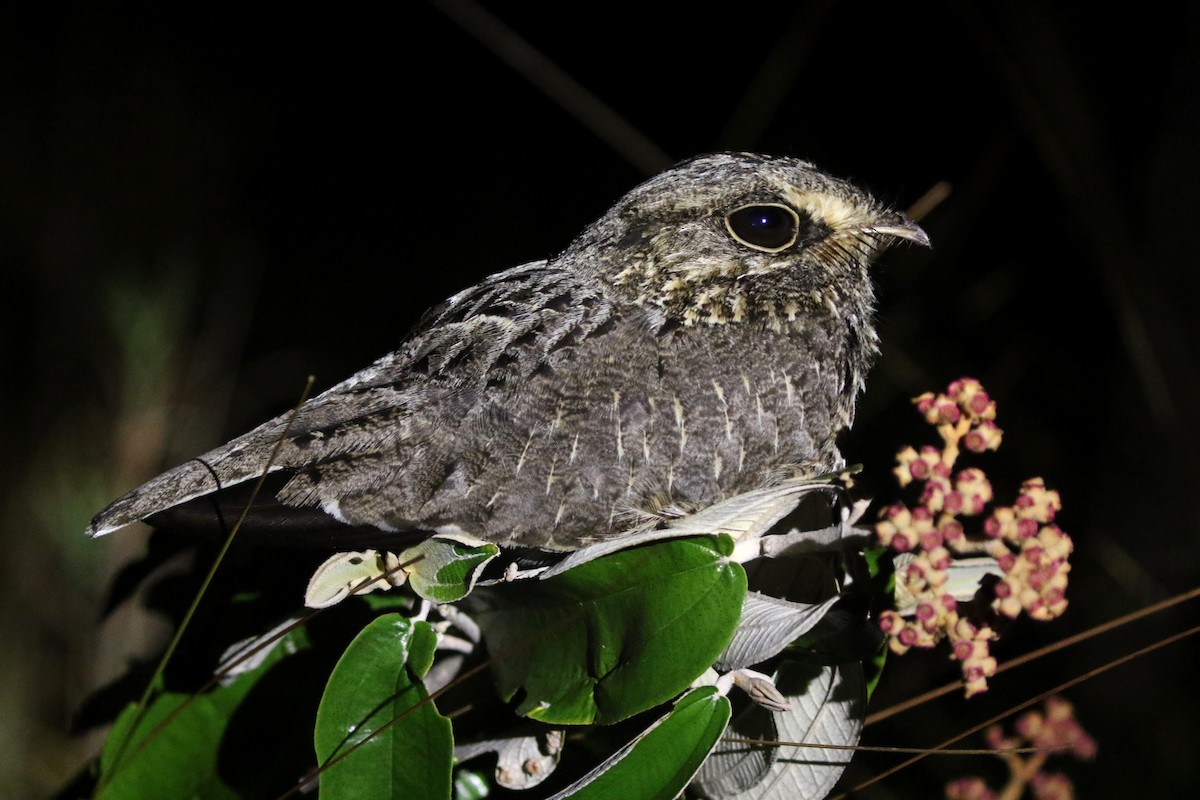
[95,376,315,792]
[837,622,1200,797]
[866,583,1200,726]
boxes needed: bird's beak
[867,214,931,248]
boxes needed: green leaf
[474,536,746,725]
[548,686,732,800]
[855,545,894,698]
[96,625,313,800]
[403,538,499,603]
[314,614,453,799]
[864,638,888,701]
[99,694,244,800]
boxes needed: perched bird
[87,153,927,552]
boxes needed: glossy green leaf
[403,537,499,603]
[98,694,244,800]
[548,686,732,800]
[314,614,453,799]
[474,536,746,725]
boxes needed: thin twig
[427,0,673,175]
[836,622,1200,797]
[866,584,1200,726]
[96,376,315,792]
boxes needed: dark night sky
[2,2,1198,796]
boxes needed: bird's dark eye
[724,204,800,252]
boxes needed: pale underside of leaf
[708,661,865,800]
[454,729,564,790]
[716,592,841,671]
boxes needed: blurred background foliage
[2,1,1198,797]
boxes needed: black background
[3,1,1198,796]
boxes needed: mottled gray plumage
[87,153,927,551]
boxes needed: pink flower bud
[1026,598,1048,620]
[946,776,997,800]
[1029,565,1055,590]
[955,468,994,516]
[1014,710,1044,739]
[913,392,936,415]
[1045,695,1073,719]
[890,529,915,553]
[1073,732,1098,760]
[936,399,961,423]
[946,378,971,398]
[997,595,1023,618]
[963,420,1003,452]
[1039,525,1073,559]
[985,507,1015,539]
[966,391,992,416]
[878,610,902,633]
[984,725,1008,750]
[956,467,982,485]
[927,546,952,571]
[940,518,964,541]
[1030,772,1073,800]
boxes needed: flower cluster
[945,696,1095,800]
[875,379,1073,696]
[986,479,1071,621]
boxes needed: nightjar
[87,153,927,551]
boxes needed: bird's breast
[425,317,852,549]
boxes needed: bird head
[562,152,928,328]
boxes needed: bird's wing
[86,260,615,539]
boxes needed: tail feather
[85,453,287,538]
